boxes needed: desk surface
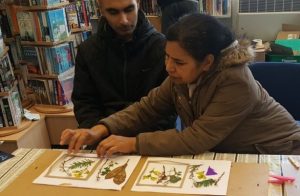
[0,149,299,196]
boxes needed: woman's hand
[96,135,137,157]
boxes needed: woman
[61,14,300,156]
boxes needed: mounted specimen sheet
[132,157,231,195]
[33,152,141,190]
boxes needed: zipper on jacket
[177,94,194,122]
[122,44,128,98]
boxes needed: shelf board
[33,104,72,114]
[90,16,100,20]
[18,2,69,11]
[0,46,9,59]
[4,37,16,44]
[22,98,35,109]
[0,91,9,97]
[70,26,92,34]
[0,120,32,137]
[20,40,67,47]
[28,73,58,80]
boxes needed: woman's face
[165,41,213,84]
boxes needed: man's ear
[202,54,215,71]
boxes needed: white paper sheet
[33,152,141,190]
[132,157,231,195]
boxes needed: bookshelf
[140,0,233,33]
[7,1,76,113]
[0,0,100,114]
[0,35,24,133]
[17,2,70,11]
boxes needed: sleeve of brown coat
[137,68,259,156]
[101,69,258,156]
[99,77,176,136]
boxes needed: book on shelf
[0,53,15,92]
[5,5,20,36]
[201,0,231,17]
[47,42,74,74]
[27,77,71,106]
[21,45,43,74]
[17,12,36,41]
[13,0,30,6]
[0,9,13,38]
[65,3,80,30]
[0,98,13,126]
[57,65,73,106]
[0,89,23,127]
[46,8,69,42]
[6,36,22,66]
[20,42,75,75]
[0,26,4,54]
[28,79,51,104]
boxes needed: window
[239,0,300,13]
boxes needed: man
[62,0,171,148]
[157,0,199,34]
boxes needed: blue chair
[249,62,300,123]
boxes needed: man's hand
[96,135,137,157]
[60,124,109,154]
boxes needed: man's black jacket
[72,10,169,129]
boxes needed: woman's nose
[165,59,175,73]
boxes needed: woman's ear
[202,54,215,71]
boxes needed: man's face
[99,0,139,41]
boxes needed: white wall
[231,0,300,41]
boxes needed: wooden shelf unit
[18,2,70,11]
[0,120,32,137]
[0,114,50,153]
[27,73,58,80]
[20,40,68,47]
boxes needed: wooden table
[0,149,299,196]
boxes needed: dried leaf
[113,170,126,185]
[105,159,129,185]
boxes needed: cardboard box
[268,24,300,60]
[276,31,300,40]
[282,24,300,31]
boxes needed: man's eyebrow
[105,4,135,12]
[124,4,135,11]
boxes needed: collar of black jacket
[96,10,156,43]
